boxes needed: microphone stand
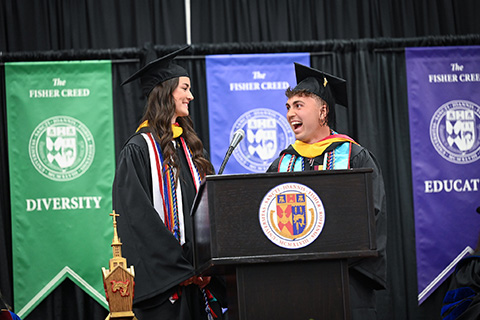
[218,129,244,175]
[218,147,234,175]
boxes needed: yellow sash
[136,120,183,138]
[292,135,356,158]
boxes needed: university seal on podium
[259,182,325,249]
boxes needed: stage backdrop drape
[0,0,187,52]
[191,0,480,44]
[2,0,480,53]
[5,61,115,318]
[2,36,480,320]
[405,46,480,304]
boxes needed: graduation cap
[293,63,348,109]
[122,45,190,97]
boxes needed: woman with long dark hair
[112,46,224,319]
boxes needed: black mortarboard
[293,63,348,108]
[121,45,190,97]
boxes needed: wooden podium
[191,169,377,320]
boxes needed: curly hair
[141,77,213,180]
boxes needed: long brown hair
[141,77,213,179]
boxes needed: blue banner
[206,53,310,174]
[405,46,480,304]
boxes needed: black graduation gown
[112,129,224,319]
[268,142,387,320]
[441,254,480,319]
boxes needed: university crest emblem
[430,100,480,164]
[259,183,325,249]
[275,193,311,239]
[446,108,475,152]
[46,125,77,169]
[29,115,95,181]
[231,108,295,172]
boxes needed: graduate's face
[172,76,194,122]
[286,94,328,143]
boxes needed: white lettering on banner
[229,81,290,91]
[428,73,480,83]
[229,69,291,91]
[451,63,464,72]
[29,89,61,98]
[252,71,266,79]
[427,63,480,83]
[25,196,103,211]
[61,88,90,97]
[29,88,90,98]
[428,74,459,83]
[230,82,260,91]
[260,81,290,90]
[424,179,480,193]
[459,73,480,82]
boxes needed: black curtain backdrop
[1,0,480,319]
[2,35,480,320]
[0,0,187,52]
[2,0,480,51]
[191,0,480,43]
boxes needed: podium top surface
[204,167,373,181]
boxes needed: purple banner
[406,46,480,304]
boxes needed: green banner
[5,61,115,317]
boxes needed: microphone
[218,129,245,175]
